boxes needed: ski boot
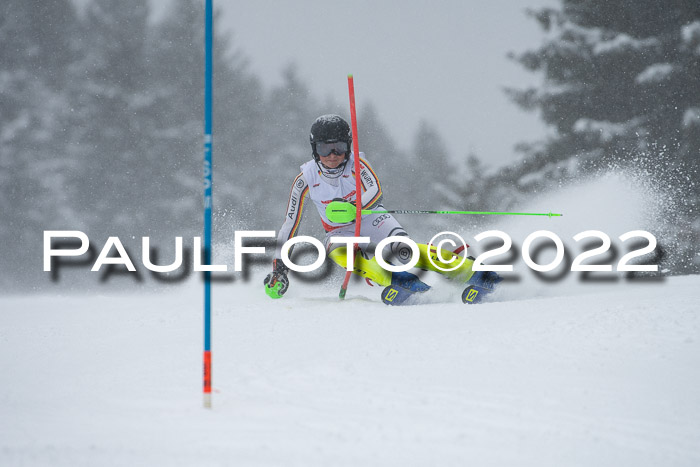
[381,271,431,306]
[461,270,502,305]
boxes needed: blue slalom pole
[203,0,213,409]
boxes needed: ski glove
[264,259,289,299]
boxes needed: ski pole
[326,201,563,224]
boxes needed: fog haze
[4,0,698,289]
[156,0,555,164]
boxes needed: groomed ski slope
[2,173,699,466]
[1,275,699,466]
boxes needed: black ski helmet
[309,114,352,162]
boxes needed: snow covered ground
[2,172,699,466]
[1,273,699,466]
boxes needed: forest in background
[1,0,698,289]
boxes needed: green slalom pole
[326,201,563,224]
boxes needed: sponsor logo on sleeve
[361,169,374,187]
[288,196,298,219]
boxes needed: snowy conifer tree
[507,0,700,272]
[0,0,81,283]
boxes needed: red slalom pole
[339,74,362,299]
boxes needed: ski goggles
[315,141,349,157]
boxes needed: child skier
[263,114,500,304]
